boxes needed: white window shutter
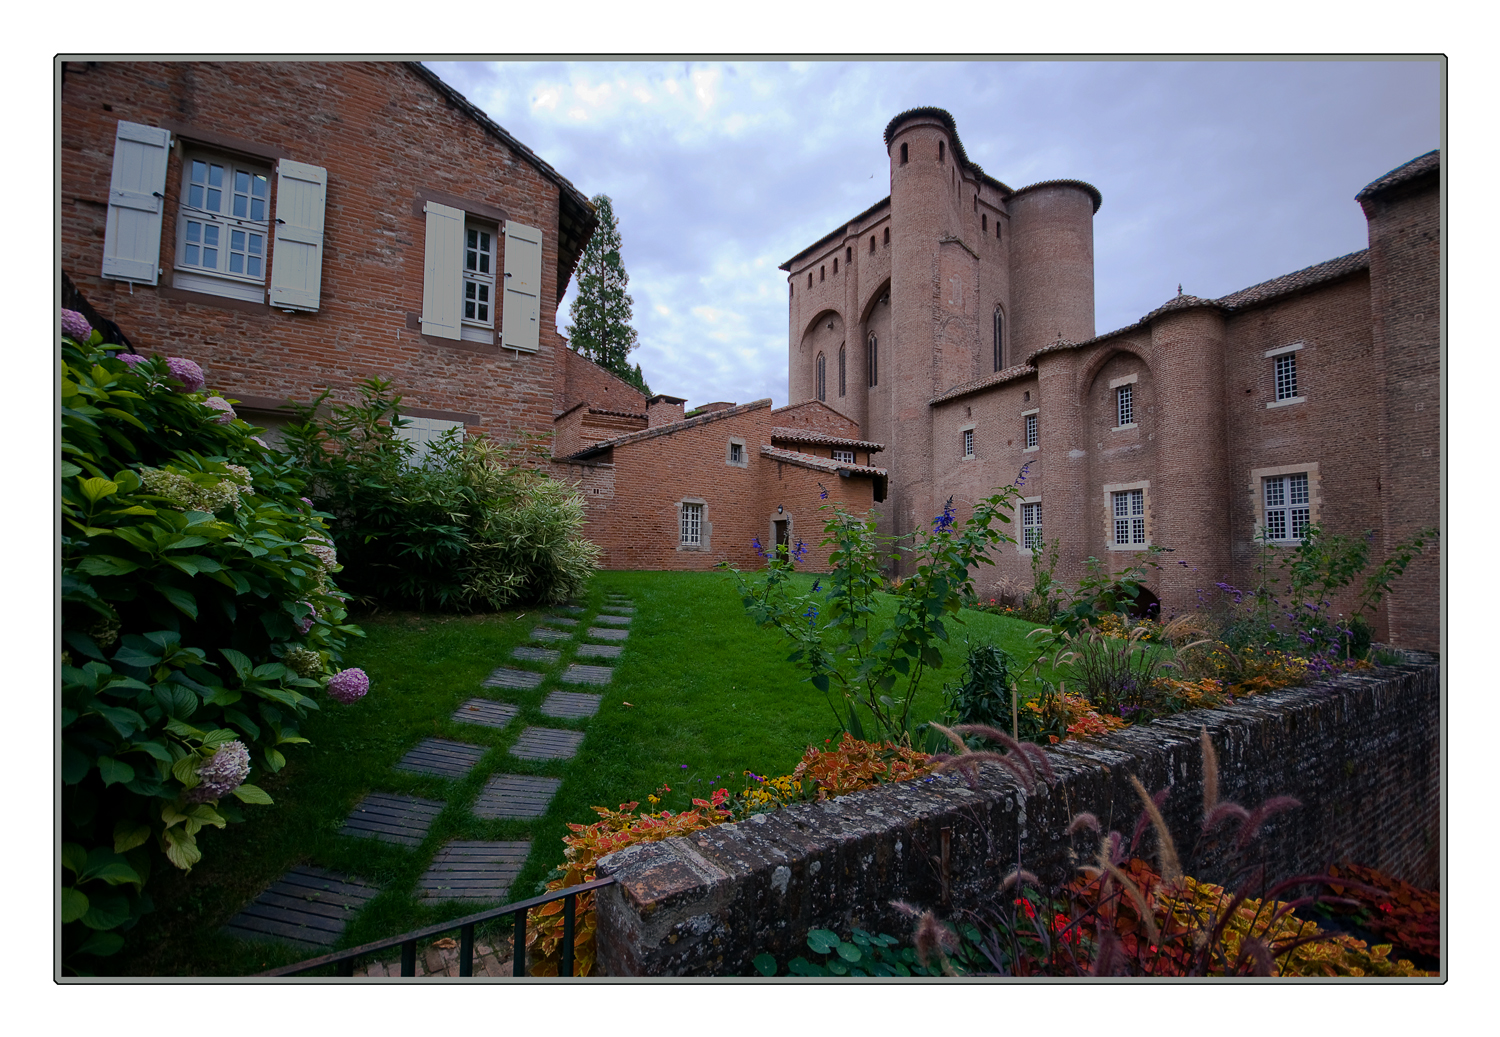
[502,221,543,353]
[269,160,328,311]
[101,121,171,284]
[421,202,464,340]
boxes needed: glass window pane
[185,244,199,265]
[250,198,266,221]
[231,230,245,250]
[233,194,247,218]
[252,175,267,197]
[248,256,261,277]
[235,170,250,193]
[467,229,477,249]
[1289,473,1309,505]
[202,247,217,266]
[1291,509,1310,538]
[186,222,200,243]
[208,164,222,188]
[206,188,221,211]
[203,225,219,246]
[465,300,476,319]
[479,253,489,274]
[249,234,263,254]
[230,253,244,274]
[189,184,203,208]
[1265,478,1284,507]
[191,160,207,183]
[477,302,488,321]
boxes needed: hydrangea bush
[60,323,364,974]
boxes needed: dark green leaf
[836,941,863,962]
[74,930,125,958]
[806,929,839,955]
[787,957,827,977]
[752,952,778,976]
[61,888,90,924]
[158,584,199,619]
[77,555,142,577]
[81,893,131,930]
[97,756,134,787]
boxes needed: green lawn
[118,569,1044,976]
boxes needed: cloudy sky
[425,59,1440,411]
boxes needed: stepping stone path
[257,595,637,974]
[340,792,445,846]
[512,646,560,664]
[395,738,488,779]
[541,690,603,718]
[452,698,519,729]
[224,866,380,949]
[560,664,613,686]
[510,726,586,760]
[417,840,531,902]
[483,666,542,690]
[472,774,564,819]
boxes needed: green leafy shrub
[941,642,1016,746]
[60,321,362,974]
[280,379,599,611]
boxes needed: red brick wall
[555,346,648,417]
[61,61,575,446]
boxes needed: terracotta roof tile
[1356,150,1440,201]
[769,428,885,452]
[759,445,887,478]
[1215,251,1370,311]
[559,399,772,460]
[929,364,1037,405]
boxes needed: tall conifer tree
[566,194,648,393]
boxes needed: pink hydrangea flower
[295,602,317,634]
[203,396,236,424]
[251,435,269,448]
[165,357,206,392]
[186,741,251,803]
[61,308,92,340]
[118,352,149,369]
[327,668,369,705]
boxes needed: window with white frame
[176,152,271,283]
[1263,472,1310,542]
[1112,488,1146,546]
[962,428,975,459]
[680,502,703,546]
[1275,353,1298,401]
[393,416,464,466]
[1021,501,1042,551]
[833,448,855,464]
[462,222,496,332]
[1116,383,1134,427]
[1025,412,1038,449]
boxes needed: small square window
[1116,384,1134,427]
[730,442,743,463]
[1112,489,1146,546]
[833,448,854,464]
[1025,413,1038,449]
[1275,353,1298,401]
[962,428,974,458]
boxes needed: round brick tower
[1007,180,1101,358]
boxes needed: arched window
[867,333,878,387]
[816,352,826,402]
[993,307,1005,372]
[838,345,846,397]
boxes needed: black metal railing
[259,875,616,978]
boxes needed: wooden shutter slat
[101,121,171,284]
[421,202,464,340]
[502,221,542,353]
[269,159,328,311]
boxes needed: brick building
[60,60,597,450]
[780,107,1440,649]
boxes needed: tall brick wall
[595,658,1440,976]
[555,346,649,417]
[61,61,583,446]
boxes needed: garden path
[222,592,634,976]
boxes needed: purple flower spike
[203,396,236,424]
[61,308,93,341]
[327,668,369,705]
[165,357,206,392]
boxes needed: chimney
[647,394,687,427]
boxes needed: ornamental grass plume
[165,356,206,392]
[326,667,369,704]
[61,308,92,340]
[187,740,250,803]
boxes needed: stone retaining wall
[593,657,1439,976]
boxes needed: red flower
[1014,898,1036,920]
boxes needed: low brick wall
[593,657,1439,976]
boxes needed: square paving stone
[598,607,636,615]
[394,738,488,779]
[559,664,614,687]
[530,627,572,642]
[510,726,586,761]
[555,606,586,614]
[452,698,519,729]
[483,666,543,690]
[575,643,623,659]
[543,616,580,626]
[224,866,380,948]
[472,774,564,819]
[512,646,560,664]
[592,614,631,626]
[417,841,531,902]
[586,626,629,641]
[542,690,604,717]
[340,792,445,846]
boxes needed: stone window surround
[1104,479,1152,550]
[1022,407,1039,452]
[726,437,748,468]
[959,421,976,460]
[1109,372,1138,431]
[1266,342,1306,408]
[1248,462,1321,544]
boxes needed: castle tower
[1007,180,1100,357]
